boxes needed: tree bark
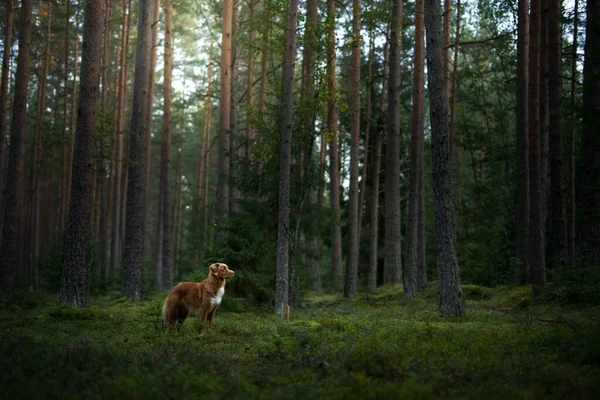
[576,0,600,268]
[568,0,578,259]
[405,0,425,297]
[548,0,568,270]
[216,0,233,243]
[424,0,465,316]
[60,0,105,307]
[258,0,270,114]
[59,0,73,234]
[528,0,546,288]
[448,0,461,157]
[384,0,403,285]
[0,0,33,303]
[122,0,155,300]
[443,0,451,100]
[246,0,256,158]
[326,0,343,291]
[540,0,549,231]
[344,0,361,298]
[111,0,130,275]
[274,0,298,313]
[515,0,530,284]
[160,0,174,291]
[0,0,15,225]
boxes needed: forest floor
[1,284,599,399]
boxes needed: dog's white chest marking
[210,285,225,306]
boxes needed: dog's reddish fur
[162,263,234,334]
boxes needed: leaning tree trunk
[122,0,155,300]
[326,0,343,291]
[384,0,403,285]
[216,0,233,243]
[274,0,299,314]
[0,0,33,303]
[405,0,425,298]
[160,0,174,291]
[424,0,465,317]
[548,0,568,270]
[515,0,530,284]
[576,0,600,269]
[528,0,546,288]
[344,0,361,299]
[60,0,105,307]
[0,0,15,224]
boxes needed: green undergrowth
[1,285,599,399]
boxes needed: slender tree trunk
[194,63,213,264]
[229,3,240,214]
[358,24,374,232]
[160,0,174,291]
[384,0,403,285]
[326,0,343,291]
[30,5,52,289]
[515,0,530,284]
[59,0,72,234]
[576,0,600,268]
[344,0,361,298]
[172,152,183,269]
[417,124,427,290]
[274,0,299,313]
[258,0,270,114]
[0,0,15,222]
[145,0,160,254]
[60,0,104,307]
[122,0,155,300]
[528,0,546,288]
[568,0,578,259]
[443,0,451,100]
[547,0,568,270]
[405,0,425,297]
[246,0,256,158]
[0,0,33,302]
[111,0,130,274]
[216,0,233,243]
[424,0,465,317]
[540,0,549,231]
[448,0,461,157]
[67,14,80,215]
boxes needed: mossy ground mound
[1,285,599,399]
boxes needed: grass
[1,284,599,399]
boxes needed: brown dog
[162,263,235,334]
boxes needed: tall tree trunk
[405,0,425,297]
[548,0,568,270]
[0,0,15,222]
[160,0,174,291]
[216,0,233,243]
[384,0,403,285]
[246,0,256,158]
[344,0,361,298]
[258,0,270,114]
[172,152,183,269]
[59,0,72,234]
[30,4,52,289]
[274,0,298,314]
[568,0,578,259]
[67,13,80,217]
[576,0,600,268]
[326,0,343,291]
[528,0,546,288]
[443,0,451,100]
[194,63,213,264]
[368,28,389,292]
[60,0,104,307]
[417,124,427,290]
[448,0,461,157]
[424,0,465,316]
[110,0,130,274]
[122,0,155,300]
[540,0,549,231]
[515,0,530,284]
[0,0,33,302]
[145,0,160,254]
[229,3,240,214]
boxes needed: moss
[1,285,599,399]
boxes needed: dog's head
[209,263,235,279]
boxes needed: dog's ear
[209,263,219,274]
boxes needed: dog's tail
[162,292,179,328]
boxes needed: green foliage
[2,286,599,399]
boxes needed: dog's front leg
[198,308,210,335]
